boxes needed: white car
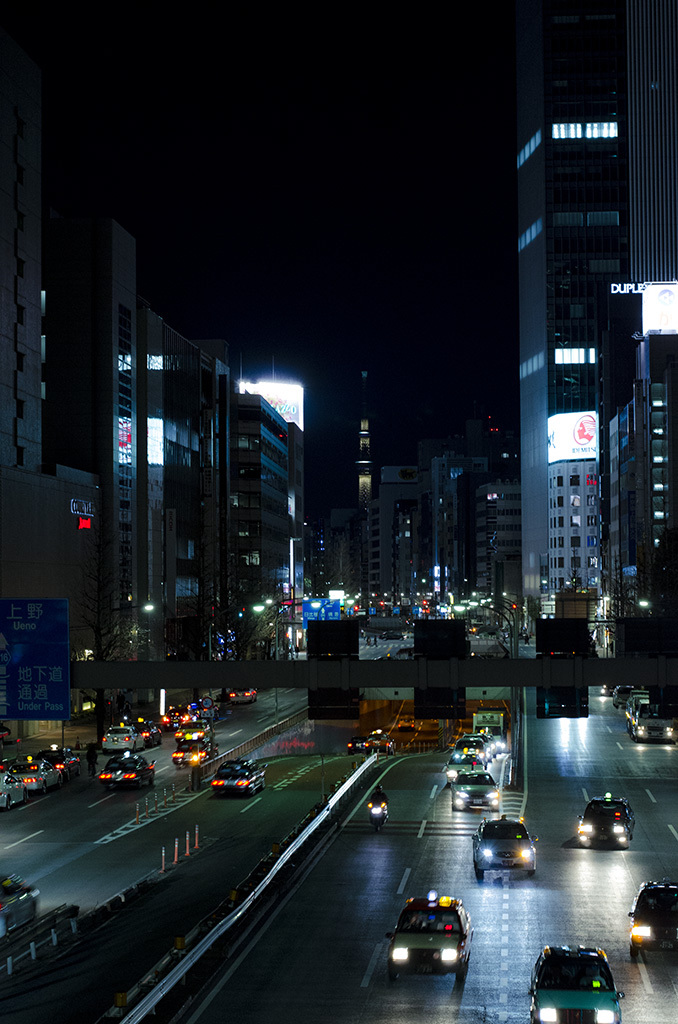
[227,689,257,704]
[8,758,62,793]
[102,725,141,753]
[0,772,28,809]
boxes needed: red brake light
[212,779,224,786]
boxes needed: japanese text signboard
[0,599,70,720]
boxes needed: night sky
[5,8,519,515]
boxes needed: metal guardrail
[0,904,79,974]
[109,754,378,1022]
[187,709,309,788]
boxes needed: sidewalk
[1,688,200,760]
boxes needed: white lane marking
[397,868,411,895]
[88,794,116,808]
[240,797,263,813]
[229,729,243,737]
[4,830,43,849]
[606,725,612,733]
[669,824,678,842]
[645,788,657,803]
[429,785,438,800]
[361,941,383,988]
[155,766,170,775]
[616,741,624,750]
[417,820,427,838]
[638,961,654,993]
[582,787,589,803]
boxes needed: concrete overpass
[70,656,678,692]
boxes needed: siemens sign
[548,411,598,464]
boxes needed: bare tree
[73,528,147,742]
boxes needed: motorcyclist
[371,783,388,805]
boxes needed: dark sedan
[135,719,162,747]
[37,745,81,781]
[629,879,678,956]
[98,752,155,788]
[211,758,266,796]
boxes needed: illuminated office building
[516,1,678,601]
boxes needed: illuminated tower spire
[357,370,372,511]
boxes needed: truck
[472,709,508,753]
[628,702,676,744]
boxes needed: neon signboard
[548,411,597,463]
[239,381,304,431]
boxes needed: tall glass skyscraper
[517,0,678,603]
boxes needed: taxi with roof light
[577,793,634,847]
[529,945,624,1023]
[385,890,473,981]
[8,756,62,793]
[444,752,482,785]
[37,745,81,780]
[172,733,218,768]
[136,719,162,747]
[102,724,141,753]
[365,729,396,755]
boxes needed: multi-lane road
[2,688,677,1023]
[180,689,678,1024]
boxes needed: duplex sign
[0,599,71,720]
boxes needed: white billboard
[642,283,678,333]
[239,380,304,430]
[547,411,597,463]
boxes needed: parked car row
[0,745,85,809]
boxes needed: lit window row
[518,217,543,252]
[517,128,542,168]
[520,350,545,379]
[552,122,618,139]
[553,211,619,227]
[554,348,596,365]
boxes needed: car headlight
[440,948,457,962]
[482,847,493,858]
[539,1009,557,1023]
[488,790,499,802]
[637,727,646,734]
[455,790,469,799]
[520,848,533,860]
[666,727,674,735]
[579,823,593,833]
[613,824,624,834]
[596,1011,616,1024]
[631,925,651,937]
[392,947,409,961]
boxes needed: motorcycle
[368,799,389,831]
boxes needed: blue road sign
[302,599,341,627]
[0,599,71,721]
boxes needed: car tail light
[212,779,225,786]
[122,773,137,779]
[100,773,112,779]
[56,763,65,770]
[236,779,249,787]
